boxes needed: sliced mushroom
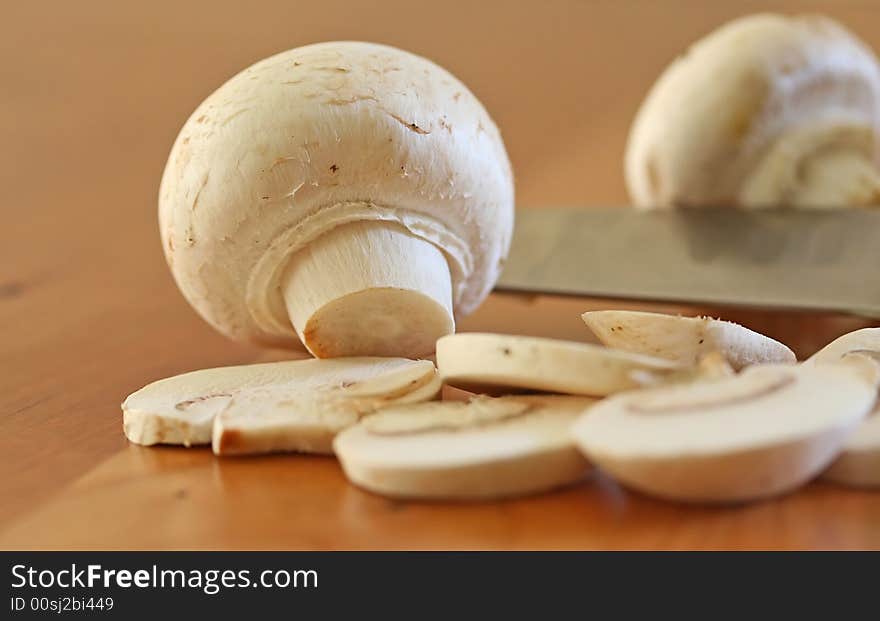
[213,359,439,456]
[806,328,880,370]
[630,351,735,388]
[571,362,876,503]
[435,332,682,396]
[626,14,880,209]
[160,42,514,358]
[822,401,880,488]
[807,328,880,487]
[333,395,596,500]
[582,310,795,370]
[122,358,439,449]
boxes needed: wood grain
[2,0,879,549]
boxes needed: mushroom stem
[789,150,880,208]
[282,221,455,358]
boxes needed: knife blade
[496,207,880,318]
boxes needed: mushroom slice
[582,310,795,370]
[806,328,880,373]
[807,328,880,487]
[571,363,876,503]
[122,358,438,449]
[822,401,880,488]
[212,359,440,456]
[435,333,682,396]
[333,395,596,500]
[630,351,735,388]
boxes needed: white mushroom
[629,351,735,389]
[821,402,880,487]
[160,42,514,358]
[571,362,876,503]
[333,395,595,500]
[807,328,880,487]
[122,358,439,449]
[435,332,682,396]
[806,327,880,371]
[626,14,880,209]
[213,358,440,456]
[582,310,796,370]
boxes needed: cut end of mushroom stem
[282,221,455,358]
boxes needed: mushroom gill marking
[626,373,796,415]
[338,368,437,402]
[844,349,880,363]
[366,402,538,437]
[175,392,233,410]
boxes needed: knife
[496,207,880,318]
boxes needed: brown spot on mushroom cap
[384,111,431,134]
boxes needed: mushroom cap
[333,395,595,499]
[571,363,876,502]
[160,41,514,348]
[122,357,438,447]
[625,13,880,208]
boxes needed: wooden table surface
[3,0,880,550]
